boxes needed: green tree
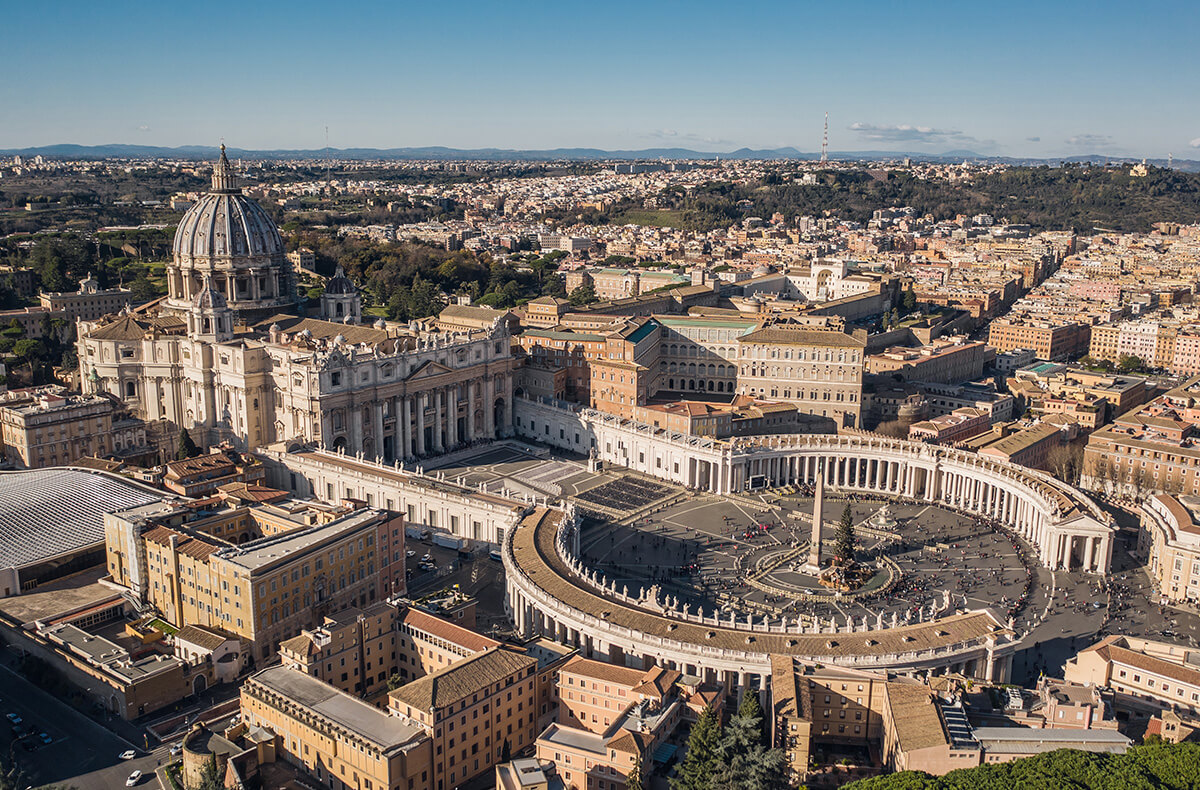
[569,282,597,306]
[196,753,222,790]
[834,502,855,566]
[386,673,404,692]
[671,703,722,790]
[627,753,644,790]
[176,427,201,460]
[712,696,787,790]
[129,273,160,302]
[1118,354,1143,372]
[737,690,768,748]
[902,283,917,312]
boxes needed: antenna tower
[820,112,829,163]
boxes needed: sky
[2,0,1198,158]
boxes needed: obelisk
[805,460,825,572]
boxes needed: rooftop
[389,646,536,712]
[248,666,425,752]
[0,468,165,570]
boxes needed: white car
[125,770,142,786]
[119,749,137,760]
[169,743,182,756]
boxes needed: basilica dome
[164,145,296,321]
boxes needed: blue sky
[2,0,1198,157]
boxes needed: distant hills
[1,143,1196,171]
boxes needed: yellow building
[388,646,539,790]
[105,500,402,662]
[241,665,433,790]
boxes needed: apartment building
[388,647,540,790]
[104,500,402,661]
[908,407,991,446]
[278,602,401,702]
[866,336,988,384]
[537,658,686,790]
[1139,493,1200,605]
[241,666,434,790]
[0,387,145,468]
[1065,636,1200,716]
[987,318,1089,361]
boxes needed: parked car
[38,732,51,744]
[125,770,142,786]
[5,713,21,724]
[119,750,137,760]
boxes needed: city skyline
[3,0,1198,158]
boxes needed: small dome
[297,328,313,339]
[269,323,281,333]
[373,318,387,329]
[333,334,346,345]
[193,277,228,311]
[324,266,356,295]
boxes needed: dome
[173,147,285,262]
[324,266,356,295]
[193,276,228,311]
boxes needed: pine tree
[834,502,855,566]
[627,753,644,790]
[671,703,721,790]
[737,690,768,747]
[902,283,917,312]
[176,427,201,460]
[712,698,788,790]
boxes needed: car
[119,750,137,760]
[125,770,142,786]
[5,713,21,724]
[405,549,416,558]
[37,733,51,745]
[169,743,182,756]
[11,725,27,738]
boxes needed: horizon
[3,0,1198,159]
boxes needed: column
[484,377,495,437]
[372,402,384,460]
[434,389,445,453]
[466,382,477,441]
[401,397,412,458]
[415,392,427,455]
[1061,534,1072,571]
[350,405,363,453]
[448,386,459,448]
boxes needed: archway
[331,436,348,452]
[193,674,208,695]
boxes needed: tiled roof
[739,327,865,348]
[389,646,535,712]
[883,683,948,752]
[143,525,221,560]
[175,624,231,651]
[400,607,500,654]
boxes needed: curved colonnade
[503,422,1117,686]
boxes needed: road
[0,661,166,790]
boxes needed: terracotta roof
[86,315,153,341]
[630,666,680,698]
[400,607,500,654]
[1105,642,1200,689]
[560,656,646,687]
[739,327,865,348]
[143,525,221,560]
[389,646,535,712]
[883,683,948,752]
[278,633,318,657]
[165,451,236,479]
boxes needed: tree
[176,427,201,460]
[834,502,856,566]
[737,690,768,748]
[501,738,512,762]
[386,673,404,691]
[129,273,160,302]
[627,754,644,790]
[902,283,917,312]
[711,696,788,790]
[1117,354,1143,372]
[671,703,721,790]
[196,753,222,790]
[569,282,597,306]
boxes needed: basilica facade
[77,148,514,458]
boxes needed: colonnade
[328,378,513,463]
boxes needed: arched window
[125,381,136,398]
